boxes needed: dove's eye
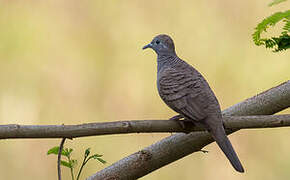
[156,40,160,44]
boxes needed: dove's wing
[158,66,209,121]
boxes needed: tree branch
[87,80,290,180]
[0,115,289,139]
[223,81,290,116]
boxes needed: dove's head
[143,34,176,56]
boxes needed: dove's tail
[210,126,244,173]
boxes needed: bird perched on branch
[142,34,244,173]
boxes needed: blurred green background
[0,0,289,179]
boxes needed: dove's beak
[142,43,152,50]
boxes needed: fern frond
[272,34,290,52]
[268,0,287,7]
[252,10,290,52]
[283,19,290,32]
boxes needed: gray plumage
[143,34,244,173]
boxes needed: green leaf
[63,148,73,157]
[85,148,91,158]
[61,160,72,168]
[47,146,73,157]
[96,158,106,164]
[89,153,106,164]
[47,146,60,155]
[91,154,103,158]
[268,0,287,7]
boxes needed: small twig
[58,138,66,180]
[199,149,209,153]
[76,153,88,180]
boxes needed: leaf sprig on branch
[252,0,290,52]
[47,147,106,180]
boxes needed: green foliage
[47,147,106,180]
[47,146,60,155]
[47,146,74,157]
[268,0,287,6]
[253,10,290,52]
[252,0,290,52]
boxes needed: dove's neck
[157,53,181,72]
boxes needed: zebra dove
[143,34,244,173]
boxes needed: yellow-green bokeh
[0,0,289,179]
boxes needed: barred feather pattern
[157,57,219,121]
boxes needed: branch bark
[87,80,290,180]
[0,115,289,139]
